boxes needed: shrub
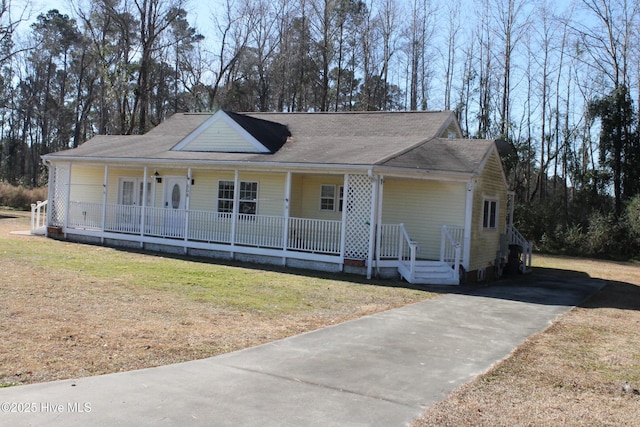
[585,211,634,258]
[0,183,47,210]
[625,194,640,239]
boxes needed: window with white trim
[320,184,344,212]
[239,181,258,214]
[218,180,258,215]
[482,198,498,229]
[218,180,235,213]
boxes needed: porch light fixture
[154,171,162,183]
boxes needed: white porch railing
[61,202,470,281]
[30,200,48,234]
[236,214,285,248]
[188,210,232,243]
[288,217,342,254]
[440,225,462,283]
[68,201,103,230]
[379,224,402,258]
[507,224,533,273]
[67,202,342,255]
[396,223,418,283]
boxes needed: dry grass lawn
[414,257,640,426]
[0,210,429,387]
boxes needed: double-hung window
[320,184,344,212]
[482,198,498,230]
[218,180,258,215]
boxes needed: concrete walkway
[0,275,603,426]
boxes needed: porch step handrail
[397,223,417,282]
[440,225,461,283]
[30,200,48,234]
[507,224,533,273]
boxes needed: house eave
[41,155,376,174]
[372,165,475,182]
[42,154,477,182]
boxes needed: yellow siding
[69,165,104,203]
[289,174,304,217]
[382,178,466,259]
[181,119,259,152]
[469,151,508,271]
[188,171,286,215]
[189,170,235,211]
[299,175,345,221]
[238,172,286,216]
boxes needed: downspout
[463,179,476,273]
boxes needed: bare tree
[443,0,462,111]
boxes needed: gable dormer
[172,110,290,154]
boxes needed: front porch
[32,198,470,284]
[36,161,533,284]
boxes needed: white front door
[163,177,187,237]
[118,177,151,232]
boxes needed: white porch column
[101,165,109,243]
[463,179,476,271]
[230,169,240,251]
[282,171,292,265]
[375,176,384,274]
[63,163,72,236]
[339,174,349,270]
[140,166,148,246]
[184,168,192,253]
[366,173,379,280]
[45,162,55,233]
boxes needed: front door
[118,177,151,232]
[163,177,186,237]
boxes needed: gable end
[172,111,290,154]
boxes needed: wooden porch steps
[398,260,459,286]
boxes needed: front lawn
[0,210,430,386]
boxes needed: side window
[482,198,498,229]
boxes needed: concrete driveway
[0,273,603,426]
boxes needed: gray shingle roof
[380,138,494,174]
[44,111,496,177]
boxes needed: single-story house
[34,110,532,285]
